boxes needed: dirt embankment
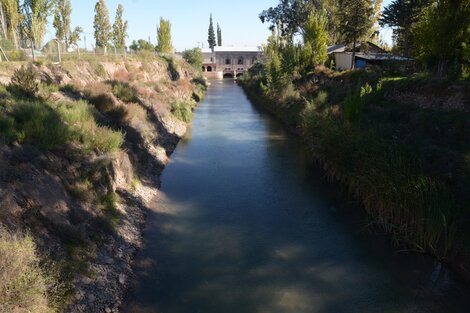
[0,58,205,312]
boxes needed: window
[225,58,231,65]
[238,56,244,65]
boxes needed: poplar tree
[156,17,173,54]
[208,14,216,49]
[1,0,20,48]
[337,0,373,68]
[217,23,222,46]
[93,0,111,51]
[302,9,329,70]
[21,0,55,49]
[53,0,71,47]
[112,3,128,48]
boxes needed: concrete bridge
[201,46,263,79]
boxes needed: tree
[337,0,374,69]
[129,39,154,51]
[1,0,20,48]
[380,0,430,56]
[93,0,111,51]
[68,26,83,47]
[182,47,203,69]
[302,9,329,70]
[207,14,216,49]
[217,23,222,46]
[412,0,470,77]
[259,0,322,36]
[21,0,56,49]
[112,3,128,48]
[156,17,172,54]
[53,0,71,47]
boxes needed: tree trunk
[351,37,357,70]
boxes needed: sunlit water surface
[123,80,469,313]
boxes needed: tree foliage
[182,47,203,69]
[1,0,21,48]
[129,39,154,51]
[21,0,56,48]
[380,0,430,56]
[412,0,470,77]
[217,23,222,46]
[156,17,172,54]
[112,3,128,48]
[53,0,71,45]
[93,0,111,49]
[259,0,320,36]
[302,9,329,69]
[207,14,216,49]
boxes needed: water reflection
[123,80,469,313]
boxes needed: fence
[0,47,182,63]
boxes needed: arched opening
[225,58,231,65]
[207,66,212,72]
[223,73,234,79]
[238,56,244,65]
[202,66,206,72]
[236,73,244,78]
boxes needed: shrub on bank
[0,228,55,313]
[0,99,123,153]
[240,70,467,259]
[9,64,40,98]
[170,100,193,123]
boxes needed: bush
[11,101,68,148]
[5,50,27,61]
[171,100,193,123]
[0,228,54,313]
[93,63,106,78]
[182,48,203,70]
[108,81,138,103]
[54,100,124,153]
[9,64,40,98]
[125,103,148,123]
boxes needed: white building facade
[201,46,263,79]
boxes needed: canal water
[123,80,469,313]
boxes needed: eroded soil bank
[0,58,205,312]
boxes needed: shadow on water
[122,79,470,313]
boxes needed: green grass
[171,100,193,123]
[100,192,121,230]
[106,80,139,103]
[0,99,123,153]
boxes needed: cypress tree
[208,14,216,49]
[217,23,222,46]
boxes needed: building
[328,42,412,71]
[202,46,263,79]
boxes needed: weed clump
[0,228,55,313]
[171,100,193,123]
